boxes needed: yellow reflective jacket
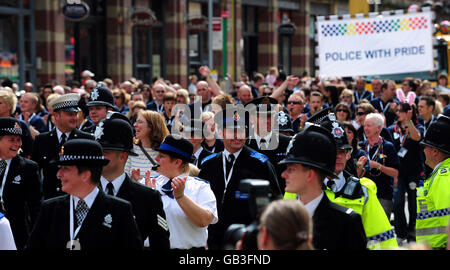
[416,158,450,249]
[284,177,398,250]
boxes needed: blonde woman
[126,110,170,181]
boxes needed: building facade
[1,0,446,90]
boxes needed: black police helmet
[420,114,450,154]
[279,124,338,178]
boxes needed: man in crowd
[95,117,170,249]
[32,93,94,199]
[198,105,281,250]
[280,124,367,250]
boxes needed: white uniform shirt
[0,214,16,250]
[155,174,218,249]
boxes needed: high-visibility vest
[284,177,398,250]
[416,158,450,249]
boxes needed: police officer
[285,111,398,249]
[279,124,367,250]
[198,105,282,250]
[416,114,450,249]
[27,139,143,249]
[152,134,218,249]
[179,118,213,167]
[0,117,42,250]
[95,117,170,250]
[81,82,117,134]
[245,96,291,192]
[31,93,94,199]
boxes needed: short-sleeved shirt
[155,174,218,249]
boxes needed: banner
[316,11,434,77]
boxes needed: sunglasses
[287,101,302,105]
[336,109,348,113]
[155,90,164,94]
[262,92,272,96]
[114,96,121,99]
[356,111,367,116]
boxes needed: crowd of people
[0,66,449,251]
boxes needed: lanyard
[223,154,236,188]
[379,101,390,114]
[366,138,383,161]
[395,124,409,147]
[0,160,10,206]
[69,196,84,250]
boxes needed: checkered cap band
[53,100,79,110]
[59,155,106,161]
[0,127,22,135]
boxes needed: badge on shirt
[12,175,21,184]
[393,132,400,140]
[398,147,408,158]
[102,214,112,228]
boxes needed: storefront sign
[129,7,157,28]
[316,10,434,77]
[62,1,90,22]
[187,16,208,34]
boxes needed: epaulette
[250,151,269,163]
[201,153,218,165]
[439,166,449,175]
[192,176,210,184]
[330,200,356,215]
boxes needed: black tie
[60,133,67,146]
[75,199,89,228]
[161,179,174,199]
[106,182,114,196]
[226,154,235,179]
[0,160,6,180]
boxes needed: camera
[223,179,275,250]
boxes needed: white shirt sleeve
[0,216,17,250]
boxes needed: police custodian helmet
[420,114,450,154]
[279,124,338,178]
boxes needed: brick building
[1,0,446,91]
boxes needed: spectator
[147,83,165,113]
[334,102,352,123]
[162,91,176,132]
[353,76,373,103]
[370,79,398,127]
[140,84,152,104]
[388,102,424,245]
[112,88,130,115]
[200,111,224,154]
[339,88,357,119]
[126,110,169,181]
[18,92,47,136]
[256,199,313,250]
[357,113,399,219]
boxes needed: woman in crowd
[113,88,130,115]
[339,88,357,119]
[341,121,366,174]
[143,134,218,250]
[126,110,170,181]
[357,113,399,219]
[334,102,353,123]
[387,102,424,244]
